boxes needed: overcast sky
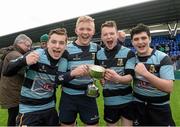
[0,0,153,36]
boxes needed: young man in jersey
[130,23,175,126]
[96,21,135,126]
[3,28,88,126]
[58,16,101,126]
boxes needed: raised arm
[3,51,39,76]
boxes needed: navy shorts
[59,91,99,125]
[16,108,59,126]
[104,102,134,123]
[133,101,175,126]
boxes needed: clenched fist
[135,63,148,77]
[26,51,39,65]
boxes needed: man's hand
[104,69,121,83]
[70,65,89,77]
[26,51,39,65]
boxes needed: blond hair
[76,16,95,28]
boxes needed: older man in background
[0,34,32,126]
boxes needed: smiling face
[47,33,67,60]
[75,21,95,46]
[75,16,95,46]
[130,24,153,56]
[101,26,118,50]
[132,32,152,56]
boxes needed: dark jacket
[0,45,26,108]
[0,46,14,78]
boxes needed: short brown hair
[48,28,68,42]
[130,23,151,39]
[101,21,117,31]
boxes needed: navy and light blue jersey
[96,43,135,106]
[133,49,174,104]
[19,48,68,113]
[62,42,101,95]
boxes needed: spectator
[0,34,32,126]
[118,31,126,45]
[40,34,48,48]
[0,45,14,79]
[165,44,170,53]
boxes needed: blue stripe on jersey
[125,57,136,70]
[26,70,56,81]
[116,46,130,57]
[96,48,106,60]
[63,87,86,95]
[68,60,94,70]
[69,77,92,85]
[133,85,168,96]
[160,65,174,80]
[21,86,54,99]
[25,69,37,80]
[19,101,55,113]
[104,94,133,106]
